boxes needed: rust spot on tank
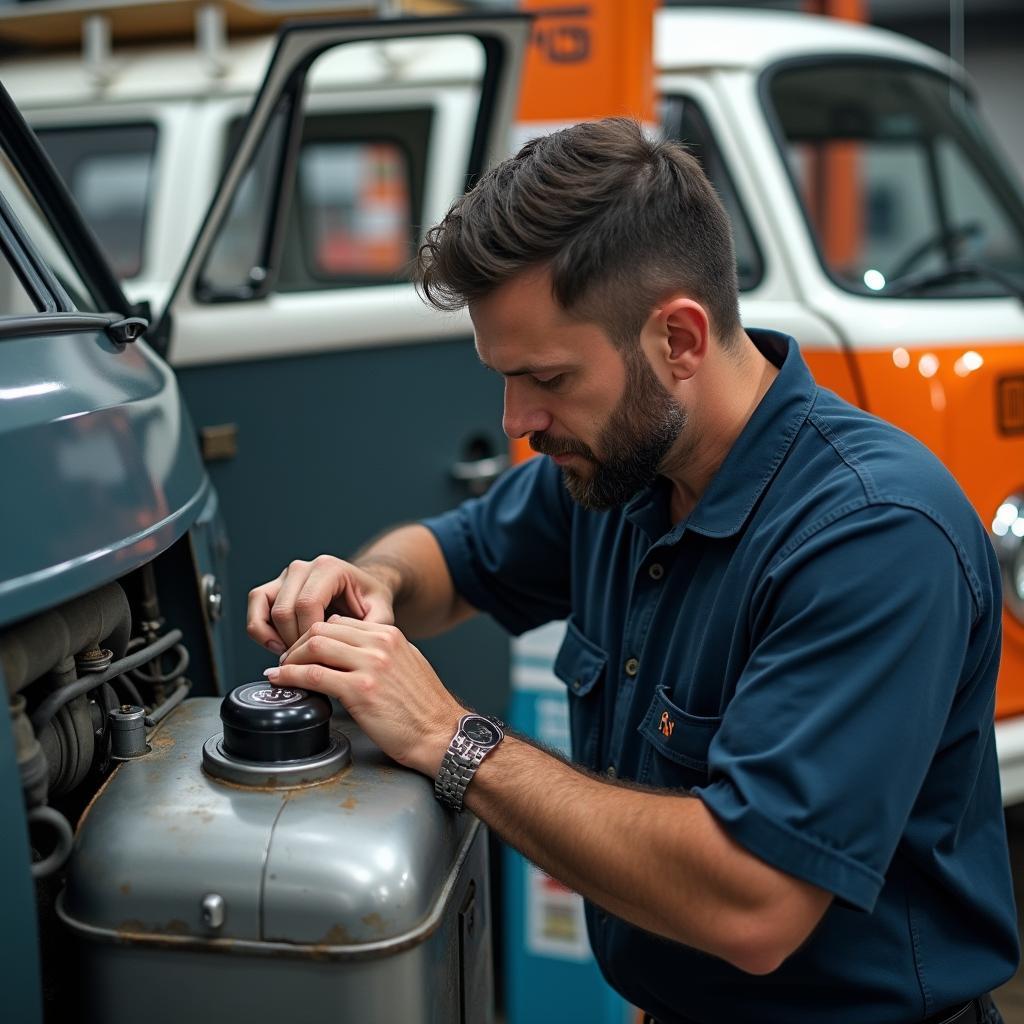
[319,923,355,945]
[361,912,386,934]
[202,762,353,794]
[339,796,357,810]
[119,883,132,896]
[166,701,198,722]
[117,919,147,936]
[149,732,175,751]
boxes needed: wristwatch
[434,714,505,812]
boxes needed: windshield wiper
[885,259,1024,307]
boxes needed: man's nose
[502,380,552,439]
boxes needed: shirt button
[648,563,664,581]
[606,765,616,778]
[624,657,639,677]
[572,678,582,692]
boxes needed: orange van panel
[516,0,657,124]
[806,343,1024,719]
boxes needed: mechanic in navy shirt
[250,118,1018,1023]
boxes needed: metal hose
[30,629,183,733]
[145,679,191,727]
[28,805,74,879]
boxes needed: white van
[4,1,1024,798]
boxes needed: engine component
[58,698,493,1024]
[30,629,182,733]
[76,648,114,675]
[108,705,148,760]
[10,694,47,808]
[1,583,130,697]
[201,682,350,787]
[145,680,190,726]
[27,806,74,879]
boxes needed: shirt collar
[624,329,816,542]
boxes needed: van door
[156,16,529,708]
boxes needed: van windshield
[766,62,1024,300]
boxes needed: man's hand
[264,615,464,774]
[247,556,398,655]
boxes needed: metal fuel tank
[57,686,494,1024]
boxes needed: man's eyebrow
[477,357,571,377]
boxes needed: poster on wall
[526,862,591,961]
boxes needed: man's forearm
[461,736,831,975]
[354,524,476,638]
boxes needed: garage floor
[994,807,1024,1020]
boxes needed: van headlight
[991,494,1024,621]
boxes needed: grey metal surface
[201,728,351,786]
[66,823,491,1024]
[63,696,477,949]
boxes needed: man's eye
[533,374,565,390]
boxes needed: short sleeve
[696,503,982,911]
[422,455,573,636]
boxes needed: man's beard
[530,350,687,510]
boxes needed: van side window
[199,102,290,301]
[662,97,764,291]
[280,108,430,291]
[204,107,430,301]
[0,240,38,316]
[0,149,98,312]
[35,124,156,282]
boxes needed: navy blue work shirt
[423,330,1019,1023]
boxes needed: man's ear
[644,297,710,381]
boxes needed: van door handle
[451,454,509,495]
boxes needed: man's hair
[415,116,741,347]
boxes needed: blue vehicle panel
[0,330,209,627]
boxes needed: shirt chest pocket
[637,686,722,791]
[552,617,606,770]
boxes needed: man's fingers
[266,661,350,701]
[270,560,318,647]
[246,580,286,654]
[325,614,385,632]
[283,620,387,669]
[294,563,364,638]
[260,556,396,653]
[357,590,395,625]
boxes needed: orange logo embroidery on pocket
[659,711,675,738]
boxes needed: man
[249,118,1018,1022]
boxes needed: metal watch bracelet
[434,722,502,812]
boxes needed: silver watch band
[434,734,489,812]
[434,716,504,812]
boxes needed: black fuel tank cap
[219,682,332,763]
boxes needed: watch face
[462,716,497,746]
